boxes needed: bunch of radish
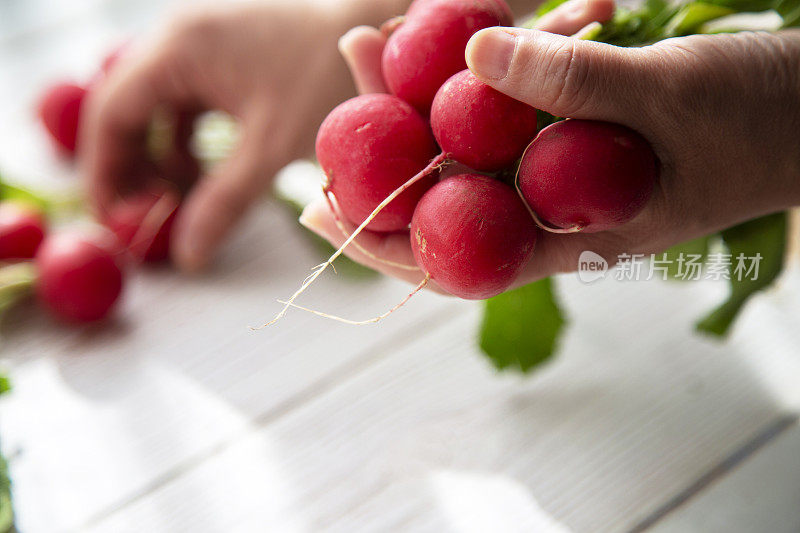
[0,201,122,322]
[0,186,176,324]
[272,0,658,323]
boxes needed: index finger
[78,43,194,218]
[338,26,389,95]
[533,0,615,35]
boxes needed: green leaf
[536,110,562,130]
[0,263,36,318]
[662,235,712,280]
[479,278,566,373]
[0,182,49,213]
[577,21,604,40]
[778,0,800,25]
[0,368,12,532]
[697,212,787,336]
[705,0,779,13]
[533,0,572,18]
[664,2,736,36]
[0,449,12,533]
[702,0,800,25]
[0,171,81,217]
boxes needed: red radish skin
[518,119,658,233]
[38,83,88,155]
[35,231,125,323]
[0,203,46,260]
[316,93,439,232]
[431,70,539,172]
[411,174,537,300]
[382,0,513,114]
[105,192,177,263]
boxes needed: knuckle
[514,37,594,117]
[547,40,591,116]
[170,9,218,40]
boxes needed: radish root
[258,153,448,328]
[322,189,420,272]
[277,273,430,325]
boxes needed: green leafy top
[0,373,11,533]
[480,278,565,372]
[696,213,787,336]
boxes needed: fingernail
[299,204,325,236]
[466,28,518,80]
[568,0,589,16]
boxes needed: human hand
[80,2,388,272]
[299,0,617,291]
[302,15,800,294]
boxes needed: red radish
[0,203,46,260]
[35,231,125,323]
[518,119,658,233]
[38,82,88,155]
[104,192,177,263]
[382,0,513,114]
[431,70,539,172]
[411,174,537,300]
[269,94,444,325]
[316,93,440,232]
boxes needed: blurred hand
[81,2,375,271]
[302,11,800,293]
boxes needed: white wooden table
[1,1,799,532]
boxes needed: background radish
[316,93,439,232]
[382,0,513,114]
[38,82,88,155]
[104,191,178,263]
[431,69,539,172]
[411,174,537,300]
[35,231,125,323]
[0,202,46,260]
[518,119,658,233]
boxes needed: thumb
[465,28,648,121]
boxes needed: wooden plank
[84,273,800,533]
[0,3,458,530]
[0,163,457,533]
[650,423,800,533]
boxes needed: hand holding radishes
[303,25,800,294]
[260,0,617,322]
[81,1,468,274]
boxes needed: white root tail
[277,273,430,325]
[323,192,420,272]
[257,153,448,328]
